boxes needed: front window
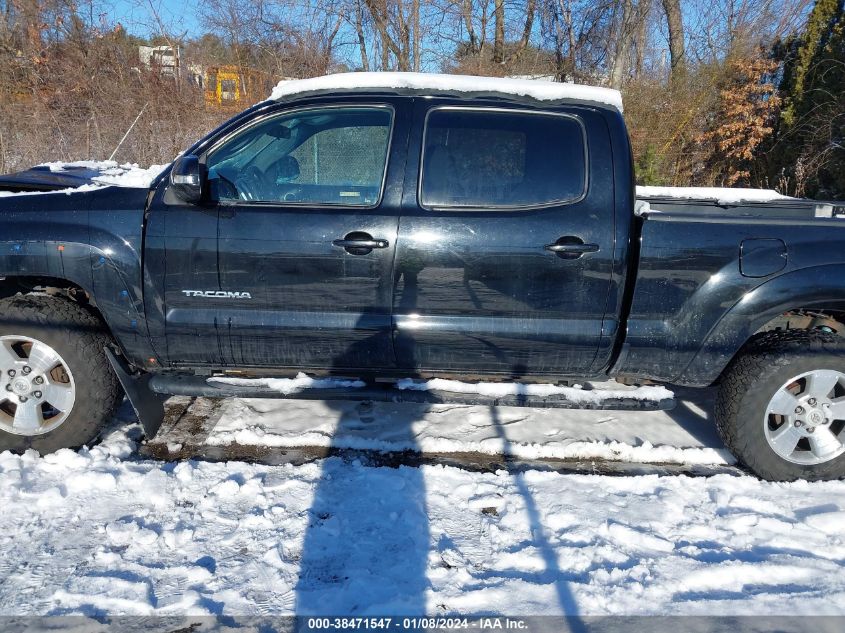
[206,106,393,207]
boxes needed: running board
[149,374,675,411]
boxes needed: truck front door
[393,102,616,378]
[207,99,408,370]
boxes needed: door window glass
[420,108,587,209]
[207,106,392,206]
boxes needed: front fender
[678,264,845,386]
[0,236,159,367]
[0,187,160,368]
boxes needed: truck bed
[617,191,845,387]
[636,189,845,221]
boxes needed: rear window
[420,108,587,209]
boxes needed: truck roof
[269,72,624,112]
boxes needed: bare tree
[362,0,418,70]
[541,0,615,82]
[353,0,370,70]
[200,0,345,78]
[662,0,685,79]
[609,0,632,88]
[493,0,504,63]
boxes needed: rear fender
[678,265,845,385]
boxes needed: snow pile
[270,72,624,112]
[1,421,844,615]
[395,377,673,404]
[202,387,733,466]
[636,185,793,205]
[633,199,654,216]
[209,372,365,395]
[41,160,166,188]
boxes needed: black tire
[0,294,123,453]
[716,330,845,481]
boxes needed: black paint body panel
[0,186,159,366]
[615,209,845,385]
[392,100,618,377]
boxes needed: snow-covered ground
[2,392,845,616]
[199,385,729,466]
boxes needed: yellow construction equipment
[203,66,277,107]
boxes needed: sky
[100,0,813,75]
[105,0,204,38]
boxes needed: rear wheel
[0,295,123,453]
[716,331,845,481]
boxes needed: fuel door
[740,238,787,278]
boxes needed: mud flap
[105,348,168,438]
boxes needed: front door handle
[333,238,389,249]
[333,231,390,255]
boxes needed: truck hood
[0,165,105,192]
[0,161,167,194]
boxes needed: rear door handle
[544,243,599,254]
[333,238,389,249]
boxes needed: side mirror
[170,155,203,203]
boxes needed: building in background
[138,47,283,108]
[138,45,181,78]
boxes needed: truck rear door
[392,100,617,378]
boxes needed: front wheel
[716,331,845,481]
[0,295,123,453]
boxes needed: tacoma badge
[182,290,252,299]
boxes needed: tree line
[0,0,843,199]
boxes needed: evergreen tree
[769,0,845,198]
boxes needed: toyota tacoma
[0,72,844,481]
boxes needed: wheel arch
[679,264,845,386]
[0,292,124,453]
[0,270,155,368]
[0,275,106,320]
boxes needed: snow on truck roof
[269,72,624,112]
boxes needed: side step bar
[148,374,675,411]
[109,353,675,440]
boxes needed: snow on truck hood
[270,72,625,112]
[0,160,166,197]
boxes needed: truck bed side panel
[616,213,845,386]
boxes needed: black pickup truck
[0,72,844,481]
